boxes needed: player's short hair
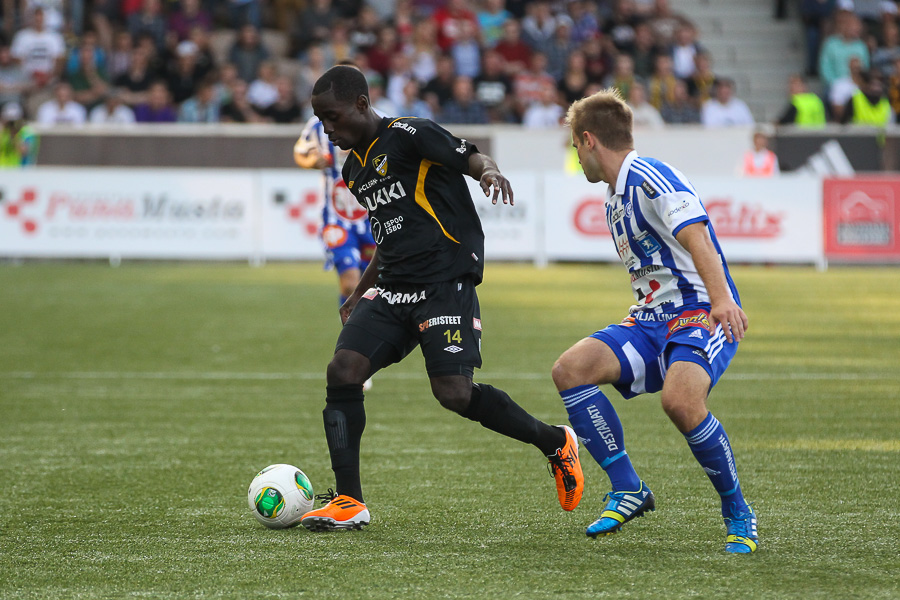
[565,88,633,151]
[312,65,368,104]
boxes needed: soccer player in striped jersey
[554,88,758,553]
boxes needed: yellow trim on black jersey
[415,159,459,244]
[353,137,381,167]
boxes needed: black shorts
[335,277,483,378]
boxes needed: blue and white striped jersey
[605,151,740,312]
[297,116,370,233]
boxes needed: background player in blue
[299,65,584,532]
[555,88,758,553]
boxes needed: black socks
[323,384,366,502]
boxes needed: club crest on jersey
[641,180,659,198]
[348,180,355,189]
[666,309,711,338]
[634,230,662,256]
[373,154,389,176]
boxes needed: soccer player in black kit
[300,65,584,531]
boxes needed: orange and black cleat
[548,425,584,511]
[301,490,370,531]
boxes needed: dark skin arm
[339,249,380,324]
[469,152,514,205]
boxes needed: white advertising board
[258,170,326,261]
[542,173,823,265]
[466,171,539,262]
[0,168,257,259]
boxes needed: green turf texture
[1,263,898,599]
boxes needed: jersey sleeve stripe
[631,160,676,194]
[415,159,460,244]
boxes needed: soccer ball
[247,464,315,529]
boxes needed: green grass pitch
[1,262,898,599]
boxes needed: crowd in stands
[0,0,760,133]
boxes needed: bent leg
[552,337,640,491]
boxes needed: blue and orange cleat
[586,481,655,538]
[724,505,758,553]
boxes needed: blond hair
[565,88,634,151]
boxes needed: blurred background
[1,0,898,266]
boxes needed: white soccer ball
[247,464,315,529]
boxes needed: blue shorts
[591,305,739,399]
[322,224,376,275]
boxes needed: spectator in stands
[582,33,614,83]
[422,53,456,114]
[701,78,754,127]
[367,73,399,115]
[829,55,864,121]
[440,74,489,123]
[557,49,589,105]
[494,19,532,75]
[134,80,177,122]
[542,18,577,81]
[477,0,512,48]
[128,0,167,51]
[513,50,555,118]
[246,60,279,109]
[22,0,65,32]
[566,0,600,44]
[188,26,216,80]
[396,78,433,119]
[91,0,120,50]
[630,21,660,80]
[0,102,39,167]
[819,10,870,89]
[349,5,380,52]
[474,48,514,122]
[408,19,439,83]
[777,74,827,126]
[604,53,640,101]
[800,0,837,77]
[366,25,401,76]
[660,78,701,124]
[521,0,558,51]
[0,43,33,107]
[628,80,664,128]
[522,80,563,127]
[293,0,339,56]
[108,31,135,82]
[169,0,212,42]
[11,7,65,89]
[36,81,87,125]
[220,78,263,122]
[432,0,478,52]
[451,18,481,78]
[385,52,415,108]
[841,69,893,125]
[295,43,328,107]
[179,78,220,122]
[603,0,639,53]
[115,45,154,105]
[391,0,416,44]
[647,53,677,110]
[670,22,703,80]
[89,90,136,124]
[741,127,780,177]
[887,56,900,119]
[230,0,262,29]
[166,40,204,104]
[687,51,717,107]
[228,24,270,84]
[649,0,689,47]
[872,19,900,74]
[67,39,110,108]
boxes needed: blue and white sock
[684,412,750,518]
[561,385,641,492]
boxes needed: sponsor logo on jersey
[358,178,382,192]
[667,200,691,217]
[373,154,388,176]
[322,224,349,249]
[418,315,462,331]
[362,181,407,212]
[391,120,417,135]
[692,348,709,361]
[444,345,464,353]
[362,287,379,300]
[667,309,711,337]
[375,287,426,305]
[473,317,482,331]
[455,139,468,154]
[634,230,662,256]
[641,180,659,198]
[629,264,660,282]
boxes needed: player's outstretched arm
[339,249,380,324]
[675,222,748,343]
[468,152,514,206]
[293,137,330,169]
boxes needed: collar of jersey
[352,117,392,167]
[611,150,638,198]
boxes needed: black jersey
[342,117,485,285]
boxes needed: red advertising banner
[823,178,900,262]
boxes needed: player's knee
[552,354,592,390]
[431,379,472,414]
[326,350,370,386]
[660,392,705,432]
